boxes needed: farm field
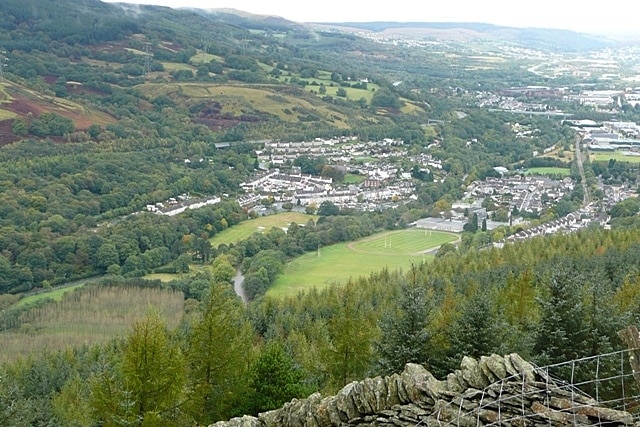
[267,229,458,298]
[210,211,316,248]
[0,285,184,363]
[525,167,571,177]
[590,151,640,163]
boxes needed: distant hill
[311,21,615,52]
[0,0,622,145]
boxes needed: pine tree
[533,264,590,367]
[246,341,311,414]
[375,268,433,375]
[441,288,504,374]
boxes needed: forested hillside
[3,225,640,425]
[2,0,640,426]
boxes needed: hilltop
[0,0,622,145]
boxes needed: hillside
[0,0,433,145]
[0,0,619,145]
[3,3,640,426]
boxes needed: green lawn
[343,173,366,184]
[210,212,317,248]
[353,229,458,255]
[590,151,640,163]
[525,167,571,177]
[267,229,458,298]
[14,281,93,308]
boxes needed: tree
[90,312,186,426]
[317,200,339,217]
[375,268,433,375]
[183,281,255,424]
[282,202,293,212]
[12,117,28,136]
[533,264,589,367]
[96,243,119,270]
[211,254,236,285]
[246,341,310,414]
[172,254,191,274]
[439,289,504,375]
[371,87,401,109]
[609,197,640,218]
[323,284,377,392]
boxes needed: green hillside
[1,1,640,426]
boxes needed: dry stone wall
[211,353,638,427]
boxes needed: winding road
[574,135,590,206]
[233,270,248,303]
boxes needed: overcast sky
[102,0,640,37]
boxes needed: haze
[102,0,640,37]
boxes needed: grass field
[0,286,184,363]
[525,167,571,177]
[590,151,640,163]
[343,173,366,184]
[210,212,317,248]
[15,283,88,308]
[267,229,458,298]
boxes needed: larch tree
[183,281,255,424]
[90,311,186,426]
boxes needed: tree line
[4,225,640,425]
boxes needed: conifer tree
[375,267,433,375]
[90,311,186,426]
[183,281,255,424]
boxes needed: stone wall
[211,353,638,427]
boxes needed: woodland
[2,0,640,426]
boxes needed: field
[0,285,184,363]
[590,151,640,163]
[14,282,88,308]
[525,167,571,177]
[210,212,317,247]
[267,229,458,298]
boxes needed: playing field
[267,229,458,298]
[525,167,571,177]
[210,212,317,247]
[590,152,640,163]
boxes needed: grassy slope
[210,212,317,247]
[135,82,355,127]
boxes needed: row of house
[257,137,407,168]
[503,205,608,245]
[146,195,221,216]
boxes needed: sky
[102,0,640,37]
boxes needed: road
[574,135,590,206]
[233,270,248,304]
